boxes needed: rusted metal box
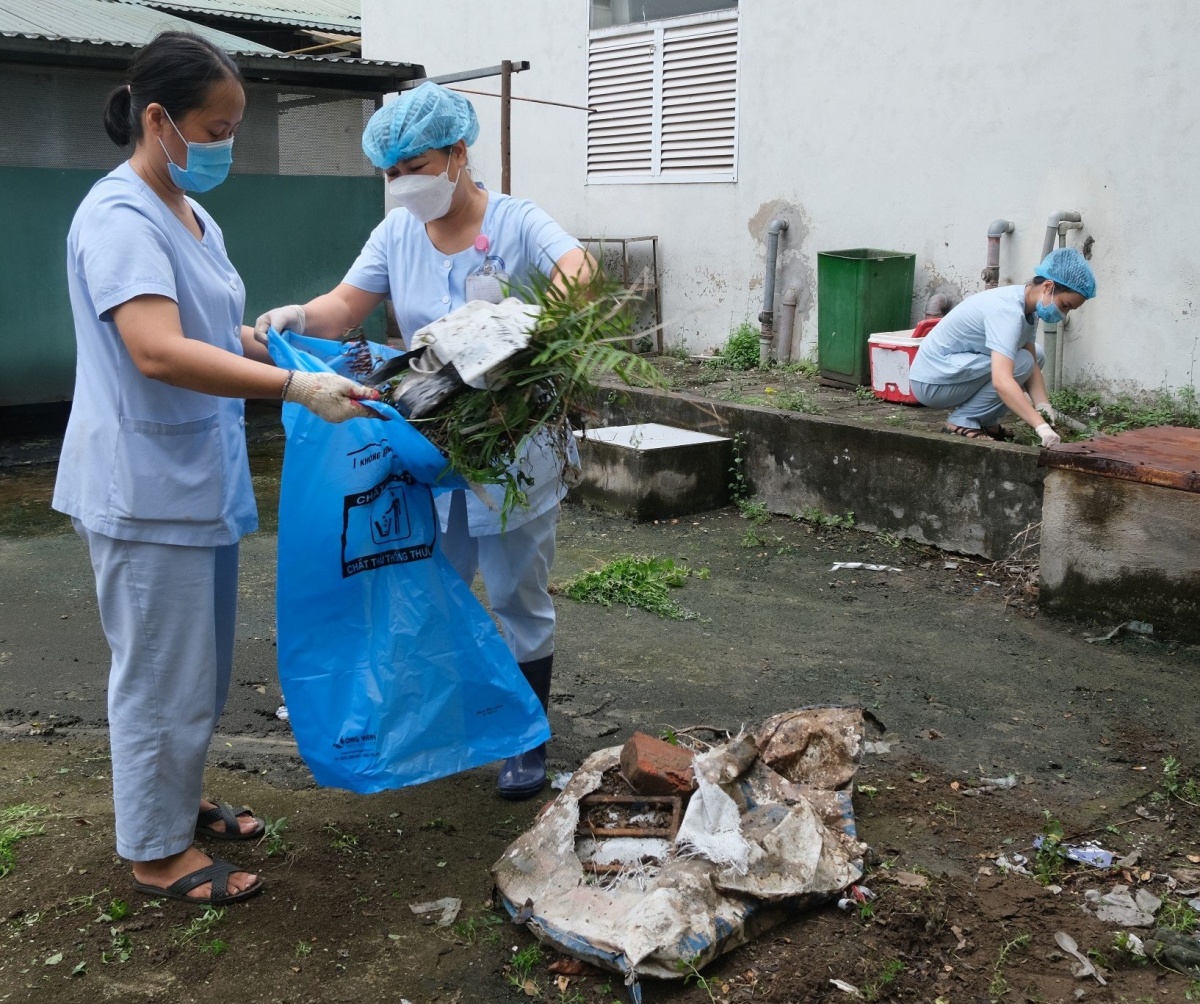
[1038,427,1200,641]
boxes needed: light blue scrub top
[52,161,257,546]
[343,191,581,535]
[910,284,1038,387]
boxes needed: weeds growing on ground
[563,556,698,620]
[706,321,760,371]
[777,357,819,378]
[989,932,1032,997]
[675,956,717,1002]
[728,433,749,501]
[0,804,46,878]
[1158,900,1199,934]
[1050,385,1200,433]
[174,906,226,948]
[793,505,855,530]
[1151,756,1200,808]
[1034,811,1067,885]
[324,823,360,854]
[736,498,770,525]
[102,927,133,964]
[507,943,544,994]
[260,815,292,857]
[774,389,825,414]
[449,910,503,946]
[863,958,905,1001]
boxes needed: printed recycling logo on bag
[265,330,551,793]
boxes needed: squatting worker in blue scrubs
[255,82,595,801]
[52,32,379,907]
[910,247,1096,447]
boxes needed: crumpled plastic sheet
[492,706,868,994]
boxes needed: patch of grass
[706,321,760,371]
[1034,811,1067,885]
[563,556,698,621]
[96,898,129,923]
[854,385,877,403]
[198,938,228,955]
[324,823,361,854]
[0,804,46,878]
[507,943,544,994]
[778,357,819,378]
[736,498,770,526]
[174,906,225,948]
[989,931,1032,997]
[863,958,904,1001]
[774,389,825,414]
[1152,756,1200,808]
[1051,384,1200,433]
[1157,899,1199,934]
[295,940,313,958]
[261,815,292,857]
[450,909,503,946]
[875,530,902,549]
[793,505,855,530]
[741,527,768,549]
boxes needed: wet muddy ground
[1,405,1198,1002]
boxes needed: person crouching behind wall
[909,247,1096,447]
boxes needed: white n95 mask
[387,153,459,223]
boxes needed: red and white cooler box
[868,317,940,404]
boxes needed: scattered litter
[943,562,959,571]
[863,740,892,755]
[1135,888,1163,915]
[1119,931,1146,957]
[1033,836,1114,869]
[837,885,875,911]
[996,853,1032,876]
[830,978,863,997]
[551,771,574,791]
[1085,620,1154,643]
[951,925,967,949]
[1088,885,1157,927]
[1054,931,1107,985]
[893,871,929,888]
[493,707,869,987]
[408,897,462,927]
[917,729,943,740]
[1190,897,1200,912]
[275,705,289,721]
[1115,850,1141,869]
[980,775,1017,789]
[1135,805,1160,821]
[830,562,901,572]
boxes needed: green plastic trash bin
[817,248,916,387]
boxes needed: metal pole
[500,59,512,195]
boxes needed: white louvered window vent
[587,11,739,184]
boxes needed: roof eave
[0,34,423,94]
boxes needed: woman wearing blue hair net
[910,247,1096,446]
[255,82,596,801]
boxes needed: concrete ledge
[1040,469,1200,642]
[596,386,1045,560]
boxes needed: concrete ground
[1,404,1198,1002]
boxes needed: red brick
[619,732,696,796]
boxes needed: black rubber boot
[497,654,552,801]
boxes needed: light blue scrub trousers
[75,520,237,862]
[911,343,1046,430]
[438,492,558,664]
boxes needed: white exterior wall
[364,0,1200,394]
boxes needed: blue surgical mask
[159,108,234,193]
[1035,296,1064,325]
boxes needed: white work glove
[1035,402,1058,425]
[254,304,306,344]
[283,370,380,423]
[1035,423,1061,449]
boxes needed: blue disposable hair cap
[362,81,480,169]
[1036,247,1096,299]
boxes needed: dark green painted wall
[0,167,386,406]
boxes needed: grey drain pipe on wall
[1039,211,1083,392]
[759,218,789,365]
[775,287,800,362]
[982,219,1014,288]
[924,292,954,319]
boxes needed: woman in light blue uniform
[256,82,594,801]
[910,247,1096,446]
[53,33,377,906]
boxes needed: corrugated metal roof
[122,0,358,31]
[0,0,278,52]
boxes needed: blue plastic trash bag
[266,330,550,793]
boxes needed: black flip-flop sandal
[132,856,264,907]
[944,423,988,439]
[983,424,1015,441]
[196,801,265,842]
